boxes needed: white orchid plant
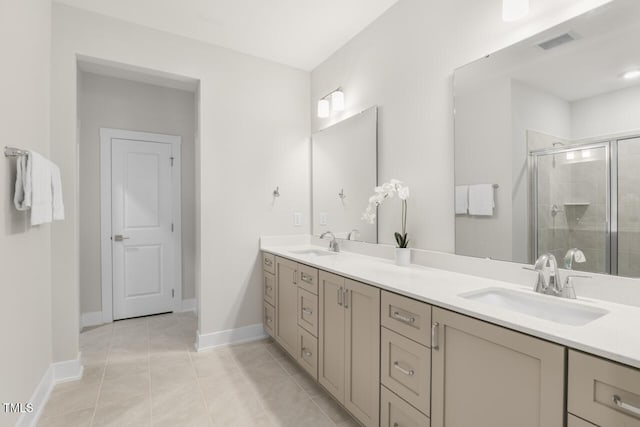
[362,179,410,248]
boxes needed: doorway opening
[77,58,199,327]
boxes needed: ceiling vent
[537,33,576,50]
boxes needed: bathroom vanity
[260,242,640,427]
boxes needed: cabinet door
[318,271,346,403]
[431,308,565,427]
[345,279,380,427]
[275,257,298,357]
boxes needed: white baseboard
[195,323,267,352]
[181,298,197,314]
[80,311,104,329]
[17,353,83,427]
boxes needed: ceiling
[53,0,400,71]
[456,0,640,102]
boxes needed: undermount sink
[459,288,609,326]
[289,248,337,257]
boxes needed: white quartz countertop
[261,243,640,369]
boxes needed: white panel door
[111,138,175,320]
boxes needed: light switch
[293,212,302,227]
[319,213,328,226]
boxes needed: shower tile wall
[618,137,640,277]
[537,147,608,273]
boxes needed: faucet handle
[561,275,591,299]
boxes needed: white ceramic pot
[395,248,411,266]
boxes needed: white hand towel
[468,184,495,216]
[14,152,31,211]
[51,163,65,221]
[455,185,469,214]
[29,151,53,226]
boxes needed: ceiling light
[581,150,591,159]
[317,99,330,118]
[622,70,640,80]
[331,90,345,112]
[566,152,575,160]
[503,0,529,22]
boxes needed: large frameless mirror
[312,106,378,243]
[454,0,640,276]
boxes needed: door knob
[114,235,130,242]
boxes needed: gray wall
[0,0,52,424]
[78,71,196,315]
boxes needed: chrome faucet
[564,248,586,270]
[525,253,588,299]
[347,229,359,241]
[320,231,339,252]
[533,253,562,296]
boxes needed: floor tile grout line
[88,323,113,427]
[186,334,217,427]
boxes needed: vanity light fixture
[622,69,640,80]
[503,0,529,22]
[317,99,330,118]
[317,87,345,118]
[331,90,345,112]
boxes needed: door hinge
[172,289,175,298]
[170,156,174,167]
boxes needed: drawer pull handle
[265,285,273,291]
[432,322,440,350]
[265,317,272,324]
[392,311,416,324]
[264,258,273,266]
[393,423,399,427]
[302,348,312,358]
[393,361,415,376]
[302,307,313,315]
[301,273,313,283]
[338,287,343,306]
[613,395,640,417]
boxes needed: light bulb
[581,150,591,159]
[503,0,529,22]
[317,99,330,118]
[566,152,575,160]
[331,90,345,112]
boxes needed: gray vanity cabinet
[431,307,565,427]
[568,350,640,427]
[319,271,381,427]
[274,257,298,357]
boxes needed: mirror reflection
[312,107,378,243]
[454,0,640,276]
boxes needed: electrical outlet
[293,212,302,227]
[319,212,328,226]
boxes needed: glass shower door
[616,137,640,277]
[533,144,610,273]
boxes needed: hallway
[37,313,358,426]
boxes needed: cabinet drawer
[297,288,318,337]
[297,326,318,380]
[381,385,430,427]
[298,264,318,295]
[568,414,598,427]
[381,291,431,347]
[263,272,275,306]
[263,302,275,337]
[381,327,431,415]
[262,252,275,274]
[569,350,640,427]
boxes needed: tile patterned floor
[37,312,360,427]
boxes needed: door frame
[99,128,182,323]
